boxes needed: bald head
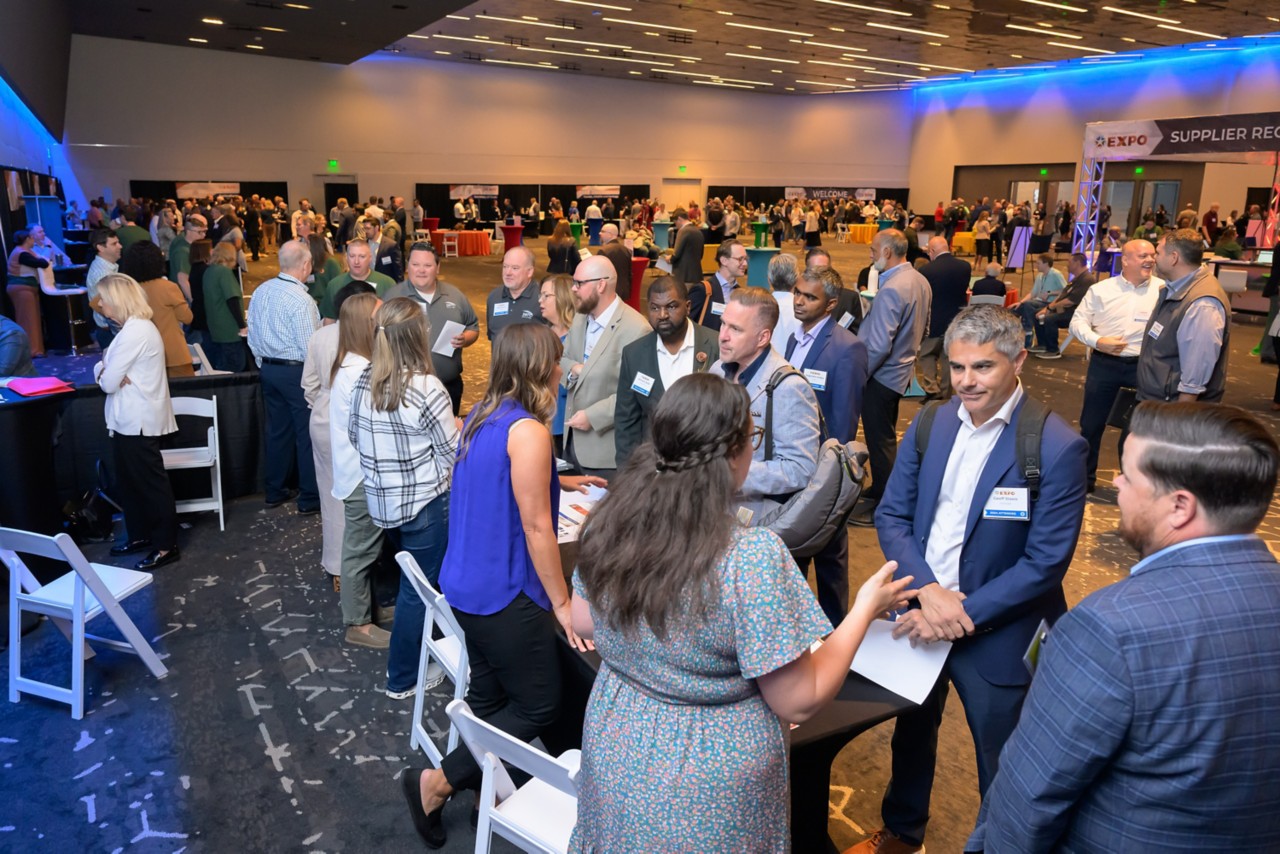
[572,254,618,318]
[277,238,311,277]
[600,223,619,242]
[927,236,951,259]
[1120,239,1156,285]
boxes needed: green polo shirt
[380,280,479,384]
[116,224,152,252]
[203,264,244,343]
[320,270,396,319]
[307,256,343,304]
[168,235,191,283]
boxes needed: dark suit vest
[1137,269,1230,402]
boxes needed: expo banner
[1085,112,1280,159]
[785,186,864,201]
[176,182,241,199]
[576,185,621,198]
[449,184,499,199]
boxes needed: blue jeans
[206,339,247,372]
[1016,299,1050,335]
[385,492,450,693]
[259,362,319,510]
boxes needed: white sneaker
[385,663,446,700]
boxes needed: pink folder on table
[6,376,75,397]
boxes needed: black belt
[261,357,304,367]
[1094,351,1138,363]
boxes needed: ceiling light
[188,37,208,43]
[202,17,223,25]
[1121,37,1136,42]
[484,58,558,68]
[283,3,311,8]
[659,69,774,85]
[445,14,469,19]
[807,59,875,70]
[629,70,642,74]
[1157,23,1223,38]
[815,0,913,17]
[520,45,674,65]
[475,14,576,30]
[726,22,814,37]
[717,9,734,14]
[432,34,497,45]
[1007,23,1081,39]
[546,37,630,49]
[602,17,696,32]
[552,0,632,9]
[434,50,451,55]
[797,79,859,88]
[747,44,762,49]
[726,51,800,63]
[693,79,755,89]
[1010,53,1023,58]
[928,41,942,46]
[1102,6,1180,24]
[867,22,948,38]
[625,47,704,60]
[1048,41,1115,53]
[245,44,264,49]
[260,26,285,33]
[1020,0,1087,11]
[408,34,429,39]
[862,68,927,79]
[795,39,868,52]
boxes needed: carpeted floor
[3,234,1278,852]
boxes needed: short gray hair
[943,305,1023,361]
[985,262,1004,278]
[767,253,799,293]
[873,228,909,260]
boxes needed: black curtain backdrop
[415,183,652,222]
[128,180,291,203]
[707,185,909,209]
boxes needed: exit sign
[327,159,340,173]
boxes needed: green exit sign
[1134,166,1145,174]
[678,164,687,174]
[327,159,340,173]
[1039,168,1048,176]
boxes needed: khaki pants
[916,336,951,397]
[340,484,385,626]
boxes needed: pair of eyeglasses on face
[750,425,765,450]
[571,276,609,289]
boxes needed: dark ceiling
[69,0,1280,93]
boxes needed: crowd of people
[5,185,1280,851]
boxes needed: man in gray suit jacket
[666,208,705,290]
[614,277,720,466]
[561,254,651,478]
[712,287,821,525]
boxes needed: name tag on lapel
[493,301,510,316]
[982,487,1029,520]
[803,368,828,391]
[1148,321,1163,340]
[631,372,656,396]
[837,311,855,329]
[710,302,726,316]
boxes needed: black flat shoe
[137,548,180,570]
[401,767,447,848]
[264,489,298,509]
[110,539,151,556]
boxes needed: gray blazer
[560,298,651,470]
[712,346,820,523]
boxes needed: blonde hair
[210,241,238,268]
[543,274,576,331]
[368,297,434,412]
[96,273,153,321]
[460,323,561,458]
[331,291,379,384]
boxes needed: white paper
[850,619,951,704]
[556,487,607,543]
[866,265,880,295]
[431,320,467,357]
[656,257,673,274]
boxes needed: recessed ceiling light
[716,9,734,14]
[796,39,867,52]
[548,37,631,49]
[808,59,875,70]
[867,22,948,38]
[1048,41,1114,53]
[245,44,264,49]
[725,22,815,37]
[797,79,858,89]
[603,17,696,33]
[1007,24,1081,39]
[188,36,208,43]
[475,14,577,30]
[928,41,942,46]
[659,68,773,85]
[202,17,223,25]
[1157,23,1223,38]
[283,3,311,8]
[434,50,451,55]
[726,51,800,64]
[1020,0,1087,11]
[815,0,913,16]
[552,0,632,9]
[445,14,469,20]
[693,79,755,89]
[1010,53,1023,58]
[483,58,559,68]
[625,47,704,60]
[260,26,285,33]
[862,68,927,79]
[519,45,674,65]
[1102,6,1180,24]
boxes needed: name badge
[1148,321,1164,340]
[735,506,754,526]
[803,368,828,391]
[982,487,1030,520]
[631,372,656,396]
[380,255,392,265]
[493,301,510,316]
[711,301,726,316]
[306,274,316,283]
[1133,311,1151,323]
[837,311,854,329]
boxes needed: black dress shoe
[264,489,298,509]
[296,505,320,516]
[136,548,181,570]
[401,768,447,848]
[849,507,878,528]
[110,539,151,556]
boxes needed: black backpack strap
[914,400,943,461]
[1016,397,1051,502]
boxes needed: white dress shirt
[584,295,621,359]
[655,320,696,392]
[924,383,1025,592]
[1069,274,1164,358]
[787,315,830,369]
[329,353,369,501]
[94,317,177,437]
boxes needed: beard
[1117,513,1156,559]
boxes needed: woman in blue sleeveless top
[400,322,600,849]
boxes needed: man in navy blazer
[917,236,973,398]
[784,265,869,623]
[974,403,1280,853]
[849,305,1087,854]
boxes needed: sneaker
[386,664,446,700]
[842,828,924,854]
[1034,350,1062,359]
[345,624,391,649]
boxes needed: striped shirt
[246,273,319,365]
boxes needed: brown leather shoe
[843,828,924,854]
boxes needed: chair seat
[161,446,215,468]
[433,634,464,676]
[494,777,578,852]
[21,562,154,619]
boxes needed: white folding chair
[446,699,581,854]
[968,294,1006,306]
[836,222,850,243]
[396,551,469,767]
[162,396,225,531]
[3,527,168,720]
[414,228,429,241]
[188,342,230,376]
[442,232,460,259]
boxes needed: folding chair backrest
[396,552,465,641]
[969,294,1005,306]
[446,699,580,801]
[171,396,216,419]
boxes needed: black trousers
[259,362,319,509]
[112,433,178,550]
[861,378,902,503]
[1079,351,1137,486]
[441,375,463,416]
[796,530,848,627]
[441,594,563,791]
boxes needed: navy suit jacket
[920,251,972,337]
[875,394,1088,686]
[790,319,868,444]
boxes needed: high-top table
[651,221,672,249]
[570,221,583,247]
[847,223,878,244]
[628,257,650,309]
[752,220,770,248]
[745,247,780,288]
[586,218,604,246]
[499,224,525,250]
[421,217,440,233]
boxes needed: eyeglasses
[750,425,765,450]
[571,276,610,289]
